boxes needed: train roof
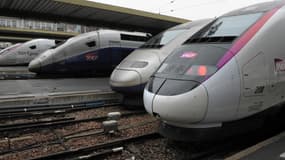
[23,38,54,44]
[68,29,148,41]
[223,1,285,17]
[62,29,148,45]
[0,43,22,54]
[169,18,213,31]
[97,29,148,36]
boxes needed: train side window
[86,41,96,47]
[29,45,37,49]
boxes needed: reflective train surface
[110,19,213,102]
[28,30,149,75]
[0,39,56,66]
[144,1,285,141]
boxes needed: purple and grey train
[144,1,285,141]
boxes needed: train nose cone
[143,88,156,114]
[144,84,208,123]
[110,69,142,93]
[28,59,41,73]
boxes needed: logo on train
[275,58,285,72]
[85,53,98,61]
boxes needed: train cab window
[186,13,263,44]
[51,40,65,49]
[119,60,148,68]
[120,34,148,42]
[156,43,230,82]
[29,45,37,49]
[140,29,186,48]
[202,13,262,37]
[86,41,96,47]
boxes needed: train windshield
[140,29,186,49]
[156,13,264,82]
[203,13,262,37]
[51,40,65,49]
[186,13,263,44]
[156,43,231,82]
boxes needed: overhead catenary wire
[157,0,273,20]
[158,0,221,14]
[158,0,177,14]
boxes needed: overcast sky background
[89,0,275,20]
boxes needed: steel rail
[29,132,160,160]
[0,101,121,120]
[0,111,145,132]
[0,116,155,156]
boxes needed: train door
[240,52,269,116]
[242,52,268,97]
[109,40,121,69]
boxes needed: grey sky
[89,0,274,20]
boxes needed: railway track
[0,118,156,156]
[0,72,109,80]
[0,104,283,160]
[0,99,120,121]
[30,132,160,160]
[0,106,156,159]
[0,110,145,132]
[0,98,282,160]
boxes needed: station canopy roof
[0,0,190,35]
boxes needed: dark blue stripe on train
[40,47,135,74]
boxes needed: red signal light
[198,65,207,76]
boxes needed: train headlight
[120,60,148,68]
[130,61,148,68]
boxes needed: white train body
[110,19,213,95]
[28,30,148,74]
[144,1,285,141]
[0,39,55,65]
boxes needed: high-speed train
[110,19,213,103]
[28,30,149,74]
[0,39,56,66]
[144,1,285,141]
